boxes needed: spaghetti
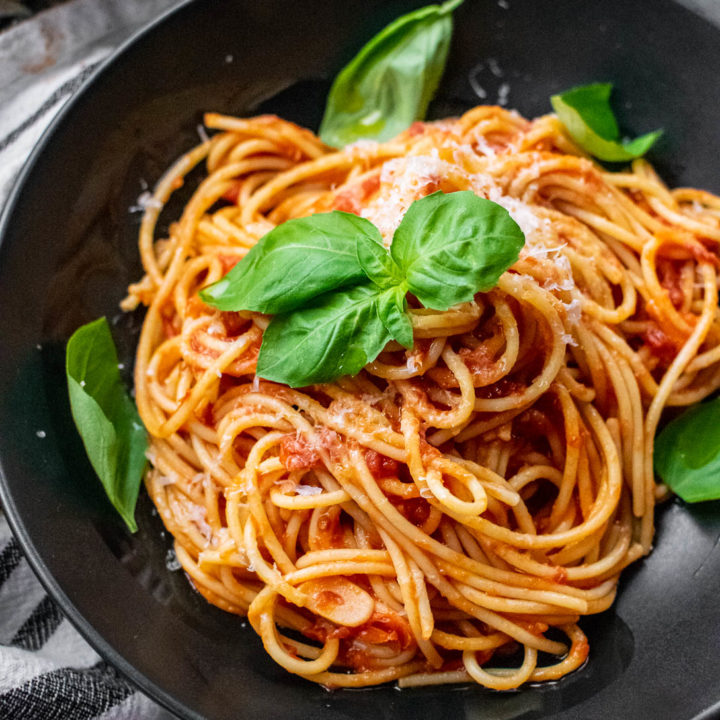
[123,105,720,688]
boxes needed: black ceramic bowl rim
[2,2,720,719]
[0,4,203,716]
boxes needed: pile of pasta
[124,105,720,688]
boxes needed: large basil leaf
[319,0,463,148]
[356,230,404,288]
[200,211,381,313]
[376,284,414,349]
[551,83,662,162]
[390,191,524,311]
[256,284,395,386]
[654,398,720,503]
[203,190,526,387]
[66,317,148,532]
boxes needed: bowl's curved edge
[0,2,201,718]
[0,468,197,719]
[3,2,720,720]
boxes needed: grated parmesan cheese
[487,58,504,78]
[497,83,511,107]
[563,297,582,327]
[185,503,213,542]
[487,190,542,238]
[354,135,584,343]
[295,485,323,497]
[472,133,497,158]
[129,191,163,214]
[362,155,449,242]
[468,63,488,100]
[345,138,381,154]
[329,402,355,428]
[197,124,210,143]
[165,548,182,571]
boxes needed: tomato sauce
[279,434,322,471]
[332,175,380,215]
[642,322,680,366]
[218,254,243,274]
[364,449,400,479]
[656,258,685,309]
[222,180,242,205]
[279,428,341,471]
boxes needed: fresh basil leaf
[390,191,524,311]
[377,285,414,349]
[206,189,525,386]
[319,0,463,148]
[66,317,148,532]
[256,284,394,387]
[654,398,720,503]
[200,211,380,313]
[356,231,405,288]
[551,83,662,162]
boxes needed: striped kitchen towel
[0,515,171,718]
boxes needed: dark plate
[1,1,720,718]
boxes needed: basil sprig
[201,190,524,387]
[257,284,410,386]
[201,212,376,313]
[66,317,148,531]
[655,399,720,503]
[319,0,464,148]
[551,83,662,162]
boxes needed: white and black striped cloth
[0,515,170,718]
[0,2,177,717]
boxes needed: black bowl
[1,1,720,718]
